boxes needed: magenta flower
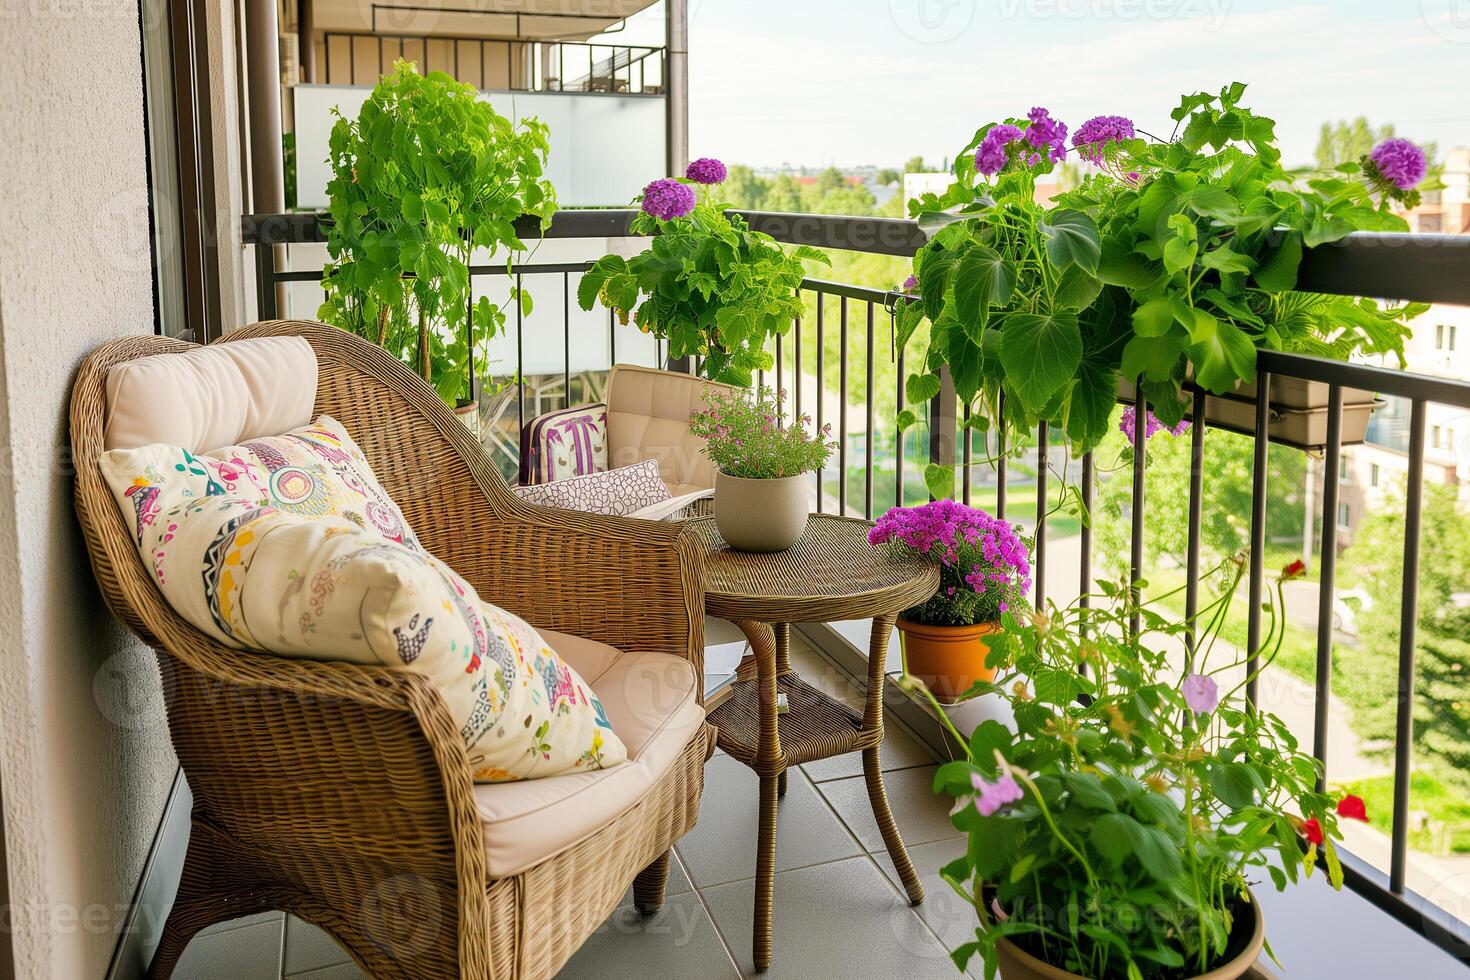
[1120,405,1188,442]
[1023,107,1068,165]
[640,178,696,220]
[901,273,919,293]
[1369,138,1426,191]
[685,157,728,185]
[1182,673,1219,715]
[1073,114,1135,164]
[975,124,1023,176]
[953,768,1025,818]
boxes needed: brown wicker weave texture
[69,320,715,980]
[690,515,940,973]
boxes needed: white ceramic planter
[713,471,810,552]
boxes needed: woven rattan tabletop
[688,514,940,623]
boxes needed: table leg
[732,618,783,972]
[862,614,924,905]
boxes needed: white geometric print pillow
[98,440,627,782]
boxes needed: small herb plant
[578,158,830,386]
[869,500,1032,627]
[900,83,1428,487]
[905,557,1371,979]
[687,386,833,479]
[319,61,557,404]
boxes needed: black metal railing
[318,32,665,95]
[243,209,1470,962]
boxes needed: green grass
[1341,771,1470,855]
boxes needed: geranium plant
[578,158,830,385]
[687,385,833,478]
[319,61,556,404]
[900,83,1428,489]
[904,557,1371,979]
[869,500,1032,626]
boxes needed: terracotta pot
[897,617,1000,702]
[713,471,809,552]
[995,891,1264,980]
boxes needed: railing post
[927,367,957,500]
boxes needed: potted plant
[687,385,832,552]
[899,84,1428,491]
[901,556,1371,980]
[869,500,1033,702]
[578,157,830,386]
[318,61,557,405]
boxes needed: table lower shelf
[707,671,880,770]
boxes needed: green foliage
[579,183,828,386]
[901,83,1425,458]
[912,560,1349,979]
[282,132,297,211]
[318,61,556,404]
[685,385,833,479]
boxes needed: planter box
[1117,379,1382,452]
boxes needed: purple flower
[1369,138,1426,191]
[1182,673,1219,715]
[685,157,728,185]
[1119,405,1189,442]
[901,273,919,293]
[640,178,696,220]
[953,768,1025,818]
[1024,107,1068,165]
[870,499,1032,597]
[975,124,1023,176]
[1073,114,1135,164]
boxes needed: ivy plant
[579,162,828,386]
[906,557,1371,979]
[901,84,1427,492]
[318,61,557,404]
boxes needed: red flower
[1282,559,1307,580]
[1302,817,1324,845]
[1337,794,1369,822]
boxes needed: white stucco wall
[0,4,178,977]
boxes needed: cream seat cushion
[474,628,705,878]
[606,364,735,494]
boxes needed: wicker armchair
[69,320,715,980]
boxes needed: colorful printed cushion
[202,415,422,551]
[98,441,627,782]
[513,459,671,517]
[520,404,608,484]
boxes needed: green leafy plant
[904,557,1371,979]
[686,385,832,479]
[578,159,829,386]
[318,61,557,404]
[900,84,1427,467]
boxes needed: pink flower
[954,769,1025,817]
[1182,673,1219,715]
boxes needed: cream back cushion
[103,336,318,452]
[605,364,735,495]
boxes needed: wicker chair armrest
[444,496,706,676]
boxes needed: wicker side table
[690,514,941,973]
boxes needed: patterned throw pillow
[99,441,627,782]
[520,404,609,484]
[513,459,671,517]
[204,415,421,551]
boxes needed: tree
[1342,485,1470,790]
[764,174,803,213]
[723,164,769,210]
[1093,421,1306,576]
[814,166,846,196]
[876,167,901,187]
[902,155,929,174]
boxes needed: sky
[602,0,1470,170]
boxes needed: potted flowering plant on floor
[902,557,1371,980]
[688,385,833,552]
[899,82,1428,486]
[578,158,830,386]
[869,500,1033,702]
